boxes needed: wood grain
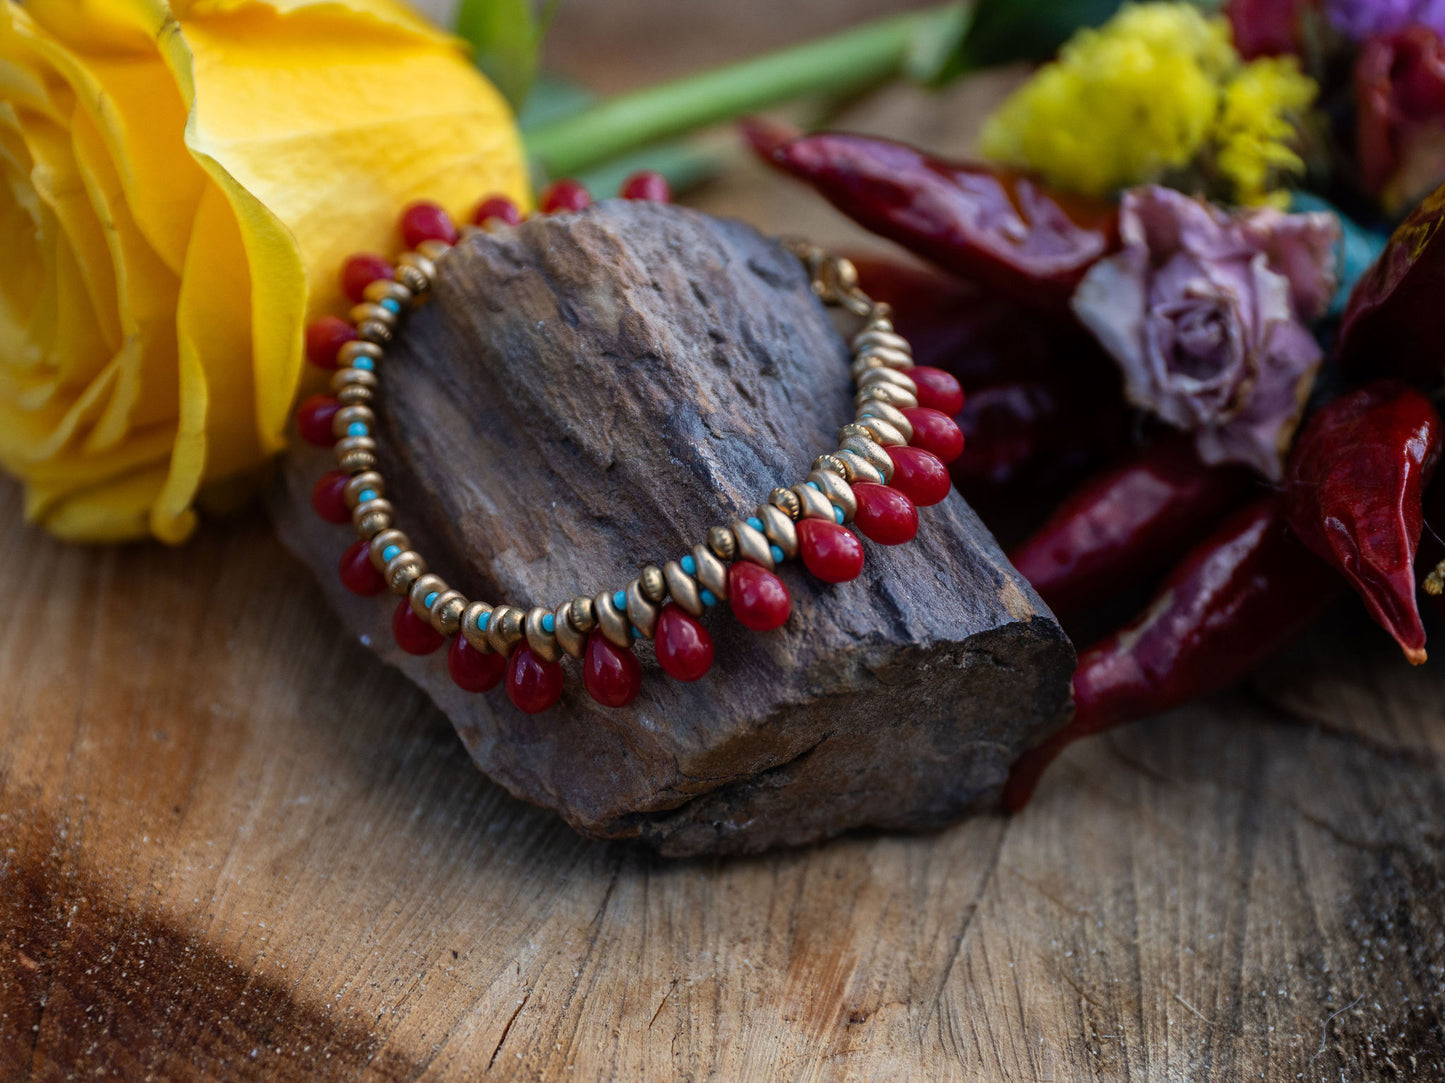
[2,476,1442,1079]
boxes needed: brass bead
[855,416,908,447]
[553,603,586,659]
[524,606,561,663]
[837,421,874,445]
[332,403,375,440]
[385,550,426,594]
[395,262,430,295]
[486,604,526,655]
[594,590,631,649]
[625,579,659,640]
[409,573,448,619]
[357,319,393,344]
[336,382,374,407]
[855,398,914,440]
[757,504,798,559]
[344,471,384,508]
[417,239,452,262]
[851,327,911,355]
[769,487,801,520]
[337,340,383,369]
[362,279,412,307]
[808,468,857,522]
[707,526,737,561]
[855,382,919,411]
[334,435,378,473]
[369,528,409,570]
[353,497,394,538]
[730,518,774,570]
[856,366,916,395]
[569,595,597,633]
[430,590,467,636]
[640,564,666,603]
[835,449,885,485]
[691,544,729,601]
[840,434,895,481]
[663,560,704,617]
[461,601,494,652]
[398,251,436,280]
[790,483,835,522]
[812,453,848,477]
[350,301,397,330]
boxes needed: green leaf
[926,0,1126,85]
[454,0,560,113]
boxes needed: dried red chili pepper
[1336,181,1445,382]
[1282,380,1442,664]
[1003,498,1342,811]
[759,132,1117,309]
[1008,438,1254,618]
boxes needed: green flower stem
[524,5,964,181]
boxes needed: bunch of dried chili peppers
[747,123,1445,808]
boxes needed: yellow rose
[0,0,529,542]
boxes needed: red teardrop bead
[449,634,506,693]
[852,483,919,545]
[506,646,564,713]
[339,539,385,596]
[584,632,642,707]
[399,200,458,248]
[340,253,394,303]
[902,407,965,464]
[305,316,357,369]
[885,445,951,506]
[619,170,671,202]
[471,195,522,227]
[797,519,865,583]
[728,561,791,631]
[655,604,714,682]
[297,394,341,446]
[908,366,965,416]
[311,469,352,524]
[538,179,592,214]
[392,598,443,655]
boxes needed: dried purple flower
[1328,0,1445,41]
[1071,186,1339,479]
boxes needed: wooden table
[4,6,1444,1078]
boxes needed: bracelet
[295,194,966,714]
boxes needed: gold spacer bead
[855,383,919,411]
[855,416,908,447]
[344,471,384,508]
[357,319,393,344]
[769,487,801,520]
[363,279,413,307]
[336,383,374,407]
[730,518,774,570]
[385,551,426,594]
[337,340,383,369]
[840,434,895,481]
[837,421,874,445]
[409,573,448,619]
[569,595,597,633]
[353,497,394,538]
[417,239,452,262]
[350,301,397,330]
[663,560,704,617]
[707,526,737,561]
[812,453,848,477]
[857,366,916,394]
[486,604,526,655]
[625,579,659,640]
[790,484,835,523]
[757,504,798,559]
[395,263,430,295]
[808,468,857,522]
[855,398,914,440]
[332,403,375,440]
[594,590,631,649]
[835,449,885,485]
[369,528,409,570]
[553,603,586,659]
[524,606,561,663]
[461,602,495,652]
[398,251,436,280]
[334,435,378,473]
[691,544,729,600]
[851,327,912,355]
[430,590,467,636]
[639,565,666,603]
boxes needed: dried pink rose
[1071,186,1339,479]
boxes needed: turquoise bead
[424,591,439,608]
[747,516,763,532]
[382,545,401,562]
[358,489,376,503]
[542,613,555,633]
[613,589,627,612]
[347,421,368,437]
[680,554,697,575]
[700,590,717,607]
[478,610,491,631]
[352,356,374,371]
[834,506,845,524]
[380,297,402,314]
[806,481,820,490]
[769,545,785,564]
